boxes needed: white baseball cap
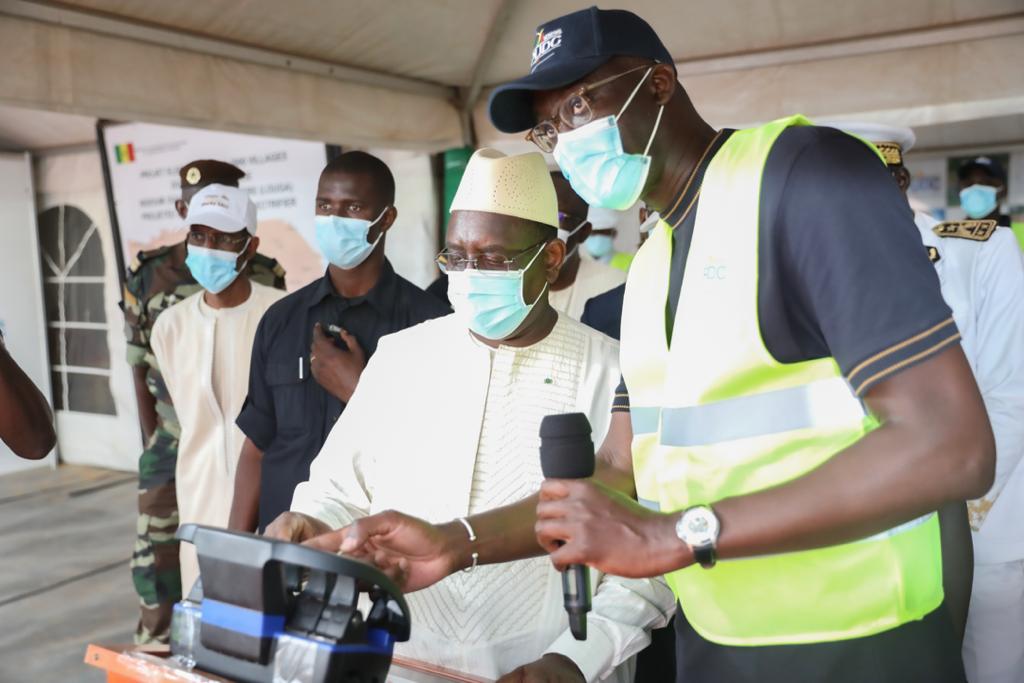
[450,148,559,228]
[187,183,258,235]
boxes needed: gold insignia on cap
[875,142,903,166]
[933,219,996,242]
[185,166,201,185]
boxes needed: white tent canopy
[0,0,1021,151]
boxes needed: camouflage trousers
[131,430,181,644]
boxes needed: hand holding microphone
[537,414,691,591]
[539,412,596,641]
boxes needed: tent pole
[459,0,516,148]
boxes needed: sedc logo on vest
[531,28,563,70]
[703,263,728,280]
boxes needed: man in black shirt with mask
[229,152,448,533]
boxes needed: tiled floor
[0,465,138,682]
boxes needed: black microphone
[539,412,595,641]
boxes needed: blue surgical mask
[446,243,548,340]
[185,241,249,294]
[959,184,999,219]
[585,233,615,260]
[553,67,664,210]
[315,208,388,269]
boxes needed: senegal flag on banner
[115,143,135,163]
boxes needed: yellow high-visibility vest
[621,115,944,646]
[609,251,633,272]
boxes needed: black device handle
[178,524,411,640]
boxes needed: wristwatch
[676,505,720,569]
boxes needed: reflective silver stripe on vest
[630,406,660,435]
[862,512,935,543]
[638,498,662,511]
[660,378,864,447]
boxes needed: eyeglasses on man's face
[526,63,653,153]
[187,230,249,251]
[436,239,549,273]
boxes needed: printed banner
[102,121,328,290]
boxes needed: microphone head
[539,413,595,479]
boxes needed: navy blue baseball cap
[488,7,674,134]
[958,156,1007,184]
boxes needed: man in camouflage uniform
[122,159,286,643]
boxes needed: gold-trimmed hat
[818,120,916,166]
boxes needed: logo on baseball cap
[186,184,258,235]
[532,28,564,70]
[489,7,674,134]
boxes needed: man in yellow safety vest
[292,9,995,682]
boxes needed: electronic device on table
[171,524,411,683]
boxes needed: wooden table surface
[85,643,492,683]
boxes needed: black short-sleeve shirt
[612,126,962,680]
[612,125,956,414]
[236,260,450,530]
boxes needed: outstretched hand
[263,511,332,543]
[304,510,462,592]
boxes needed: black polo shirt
[610,125,964,682]
[236,260,450,531]
[612,125,957,411]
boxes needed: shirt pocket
[265,360,312,438]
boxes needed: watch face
[687,516,710,535]
[679,506,720,546]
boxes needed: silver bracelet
[456,517,479,572]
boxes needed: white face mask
[639,210,661,235]
[557,217,588,261]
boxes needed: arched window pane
[37,203,116,416]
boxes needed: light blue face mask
[185,241,249,294]
[315,208,388,269]
[959,184,999,219]
[446,243,549,341]
[553,67,664,210]
[584,233,615,259]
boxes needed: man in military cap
[121,158,286,644]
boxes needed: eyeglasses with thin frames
[187,231,249,251]
[436,239,549,273]
[526,63,654,153]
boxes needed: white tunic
[915,212,1024,563]
[549,257,627,322]
[150,282,284,593]
[291,314,674,682]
